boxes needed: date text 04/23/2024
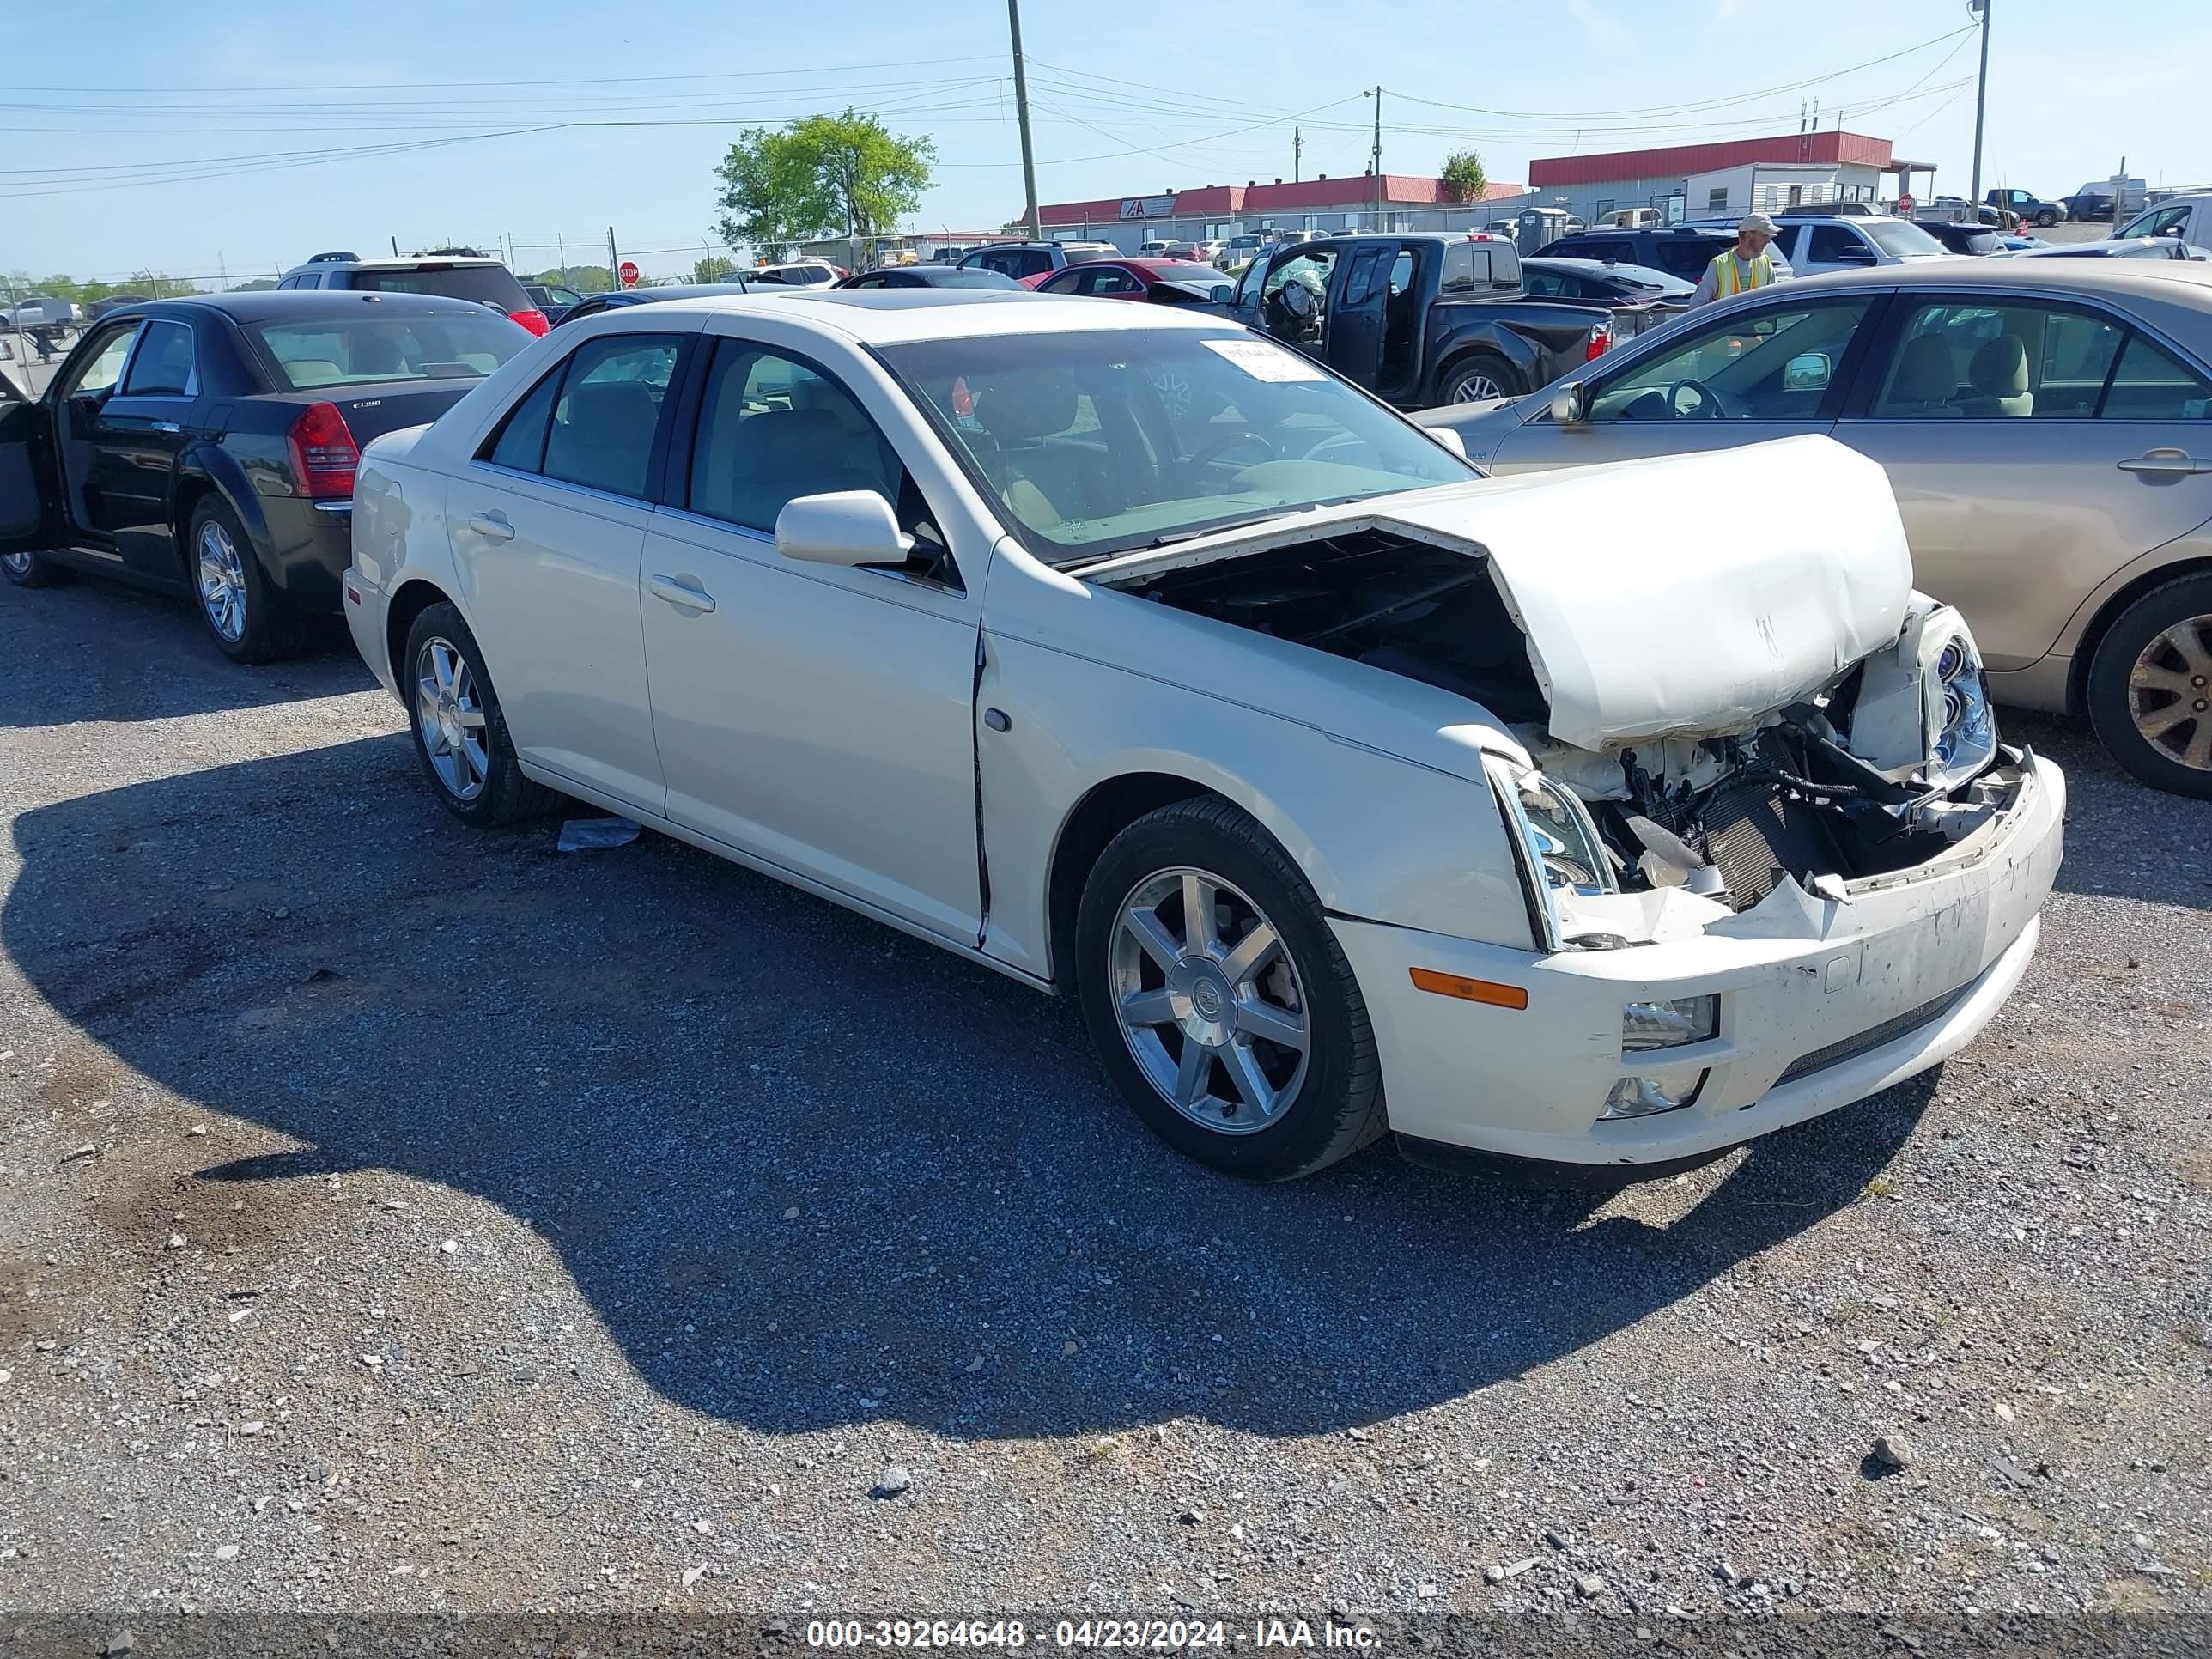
[801,1620,1381,1650]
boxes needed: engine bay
[1110,529,2022,934]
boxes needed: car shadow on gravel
[5,736,1934,1441]
[0,579,370,728]
[2000,708,2212,914]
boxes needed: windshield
[1864,220,1948,258]
[878,329,1474,566]
[252,314,525,388]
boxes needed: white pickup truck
[1,297,79,330]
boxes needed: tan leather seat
[1882,333,1961,416]
[971,374,1115,528]
[1960,334,2033,417]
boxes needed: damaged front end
[1489,593,2025,953]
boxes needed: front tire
[2035,208,2058,228]
[1074,797,1384,1180]
[1439,350,1521,405]
[401,601,562,826]
[188,498,302,664]
[2086,572,2212,799]
[0,546,64,588]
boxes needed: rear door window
[1870,301,2125,419]
[540,335,681,498]
[119,320,195,396]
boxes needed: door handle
[2118,449,2212,477]
[649,574,715,613]
[465,511,515,541]
[149,420,180,434]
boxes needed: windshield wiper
[1146,519,1262,549]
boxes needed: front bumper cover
[1334,754,2065,1167]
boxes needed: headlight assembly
[1486,758,1616,951]
[1922,616,1997,792]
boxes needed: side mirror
[775,490,915,568]
[1428,426,1468,459]
[1551,380,1591,425]
[1783,352,1832,392]
[1210,284,1233,305]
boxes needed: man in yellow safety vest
[1691,212,1780,307]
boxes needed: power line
[0,54,1005,94]
[1387,25,1976,121]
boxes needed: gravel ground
[1,577,2209,1628]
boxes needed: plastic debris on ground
[556,817,641,853]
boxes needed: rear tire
[1074,797,1385,1181]
[187,498,303,665]
[1439,350,1522,404]
[2085,572,2212,799]
[0,546,64,589]
[401,601,562,826]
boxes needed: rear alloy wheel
[186,498,302,664]
[2087,572,2212,799]
[400,601,562,826]
[1,545,64,588]
[1443,352,1519,404]
[1075,797,1384,1180]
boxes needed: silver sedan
[1425,259,2212,797]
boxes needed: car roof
[1731,258,2212,300]
[592,283,760,301]
[96,290,509,322]
[627,288,1237,344]
[296,256,503,270]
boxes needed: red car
[1022,258,1235,307]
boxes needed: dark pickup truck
[1220,233,1608,407]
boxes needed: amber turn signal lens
[1408,969,1528,1010]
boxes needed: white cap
[1739,212,1779,235]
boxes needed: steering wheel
[1176,426,1282,480]
[1667,378,1721,418]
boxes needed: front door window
[1588,299,1873,422]
[64,327,140,400]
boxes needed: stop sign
[619,260,640,288]
[1896,193,1915,216]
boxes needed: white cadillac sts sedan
[342,290,2063,1181]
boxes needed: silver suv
[276,250,547,335]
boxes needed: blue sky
[3,0,2203,284]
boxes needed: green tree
[531,264,616,295]
[714,109,933,258]
[228,278,280,292]
[1441,149,1488,205]
[691,253,738,283]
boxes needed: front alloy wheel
[414,635,489,803]
[1109,866,1310,1134]
[1074,796,1384,1180]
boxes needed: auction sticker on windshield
[1200,337,1328,381]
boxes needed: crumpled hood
[1081,435,1913,750]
